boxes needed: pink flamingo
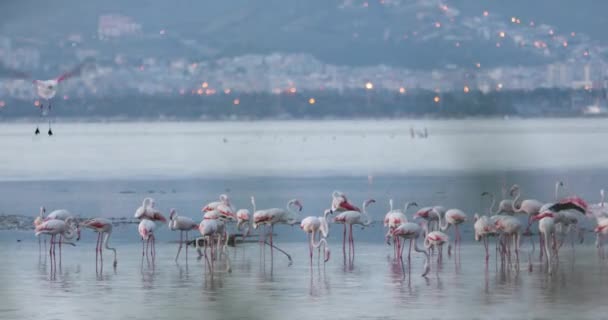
[202,194,236,217]
[594,218,608,259]
[79,218,117,268]
[300,209,332,265]
[333,199,375,261]
[35,217,77,271]
[252,197,302,255]
[168,209,198,262]
[438,208,467,250]
[138,219,159,263]
[236,209,251,235]
[195,218,231,272]
[331,191,360,212]
[34,207,47,252]
[473,213,495,262]
[492,215,523,268]
[134,198,167,223]
[532,211,557,274]
[0,58,94,135]
[413,206,445,232]
[391,222,430,277]
[44,209,74,221]
[422,221,449,263]
[509,185,543,227]
[384,200,417,257]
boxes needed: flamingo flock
[31,182,608,280]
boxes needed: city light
[483,10,489,17]
[435,22,441,28]
[463,86,470,93]
[365,82,374,90]
[0,101,5,108]
[202,82,209,88]
[499,31,506,38]
[233,98,240,105]
[475,62,481,68]
[197,88,204,95]
[289,87,297,94]
[34,100,40,107]
[399,87,406,94]
[159,29,166,35]
[563,41,568,48]
[63,95,69,100]
[434,96,440,103]
[497,83,503,90]
[308,98,316,105]
[224,88,231,94]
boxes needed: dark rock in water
[119,190,136,194]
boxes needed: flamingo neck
[511,190,523,212]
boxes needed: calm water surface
[1,238,607,320]
[2,119,608,319]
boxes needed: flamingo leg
[99,233,104,269]
[342,224,346,261]
[185,231,189,262]
[484,235,489,263]
[408,239,413,264]
[270,225,274,261]
[349,224,355,262]
[95,232,101,268]
[176,231,183,262]
[152,235,156,263]
[59,235,62,269]
[308,233,313,267]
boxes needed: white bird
[333,199,375,261]
[138,219,158,262]
[168,209,199,262]
[79,218,117,267]
[0,58,95,135]
[300,209,332,264]
[438,208,467,250]
[195,218,231,272]
[391,222,430,277]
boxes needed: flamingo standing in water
[438,209,467,250]
[300,209,332,265]
[509,185,543,227]
[34,207,47,252]
[473,213,495,262]
[594,218,608,259]
[138,219,159,262]
[236,209,251,237]
[413,206,445,232]
[384,200,417,257]
[168,209,198,262]
[195,218,231,272]
[421,220,449,263]
[35,217,77,271]
[532,211,557,274]
[79,218,117,268]
[333,199,375,261]
[492,215,523,269]
[391,221,430,277]
[252,197,302,263]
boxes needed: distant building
[98,14,142,39]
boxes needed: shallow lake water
[2,119,608,319]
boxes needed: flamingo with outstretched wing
[0,58,95,135]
